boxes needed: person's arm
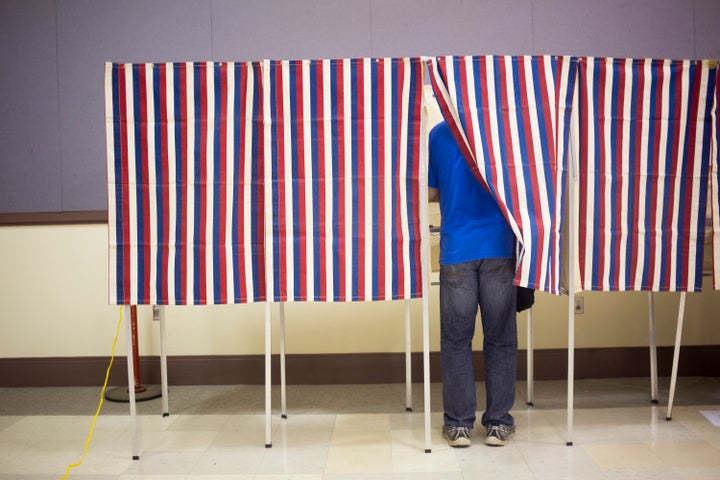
[428,186,439,203]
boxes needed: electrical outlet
[574,296,584,314]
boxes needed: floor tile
[324,474,393,480]
[256,445,329,475]
[120,450,204,475]
[325,438,394,474]
[0,378,718,479]
[603,467,686,479]
[648,442,720,467]
[583,443,661,469]
[326,418,394,475]
[674,466,720,480]
[390,429,460,472]
[189,448,265,475]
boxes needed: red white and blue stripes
[428,56,577,295]
[106,62,266,305]
[106,58,424,305]
[263,58,424,302]
[576,58,717,292]
[107,56,719,304]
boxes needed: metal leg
[527,307,534,406]
[666,292,686,421]
[567,292,575,446]
[648,292,659,404]
[418,94,432,453]
[405,299,412,412]
[423,292,431,453]
[125,305,139,459]
[158,305,170,416]
[265,303,272,448]
[566,121,578,447]
[280,302,287,419]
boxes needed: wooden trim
[1,346,718,387]
[0,210,108,226]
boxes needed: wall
[2,224,720,361]
[1,0,720,366]
[1,0,719,214]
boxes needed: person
[428,120,518,448]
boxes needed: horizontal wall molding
[0,210,108,226]
[2,346,719,387]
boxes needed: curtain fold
[427,55,577,295]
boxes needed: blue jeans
[440,258,517,429]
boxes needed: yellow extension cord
[60,306,123,479]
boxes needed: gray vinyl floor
[1,377,719,479]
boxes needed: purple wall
[1,0,719,214]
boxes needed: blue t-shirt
[428,122,515,264]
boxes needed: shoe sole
[445,437,471,448]
[484,433,514,447]
[443,431,471,448]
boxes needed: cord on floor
[61,306,123,480]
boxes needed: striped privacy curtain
[576,58,717,292]
[106,62,266,305]
[427,56,577,295]
[263,58,425,302]
[106,58,424,305]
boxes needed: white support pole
[526,307,534,406]
[566,93,579,447]
[666,292,686,421]
[419,70,432,453]
[265,302,272,448]
[158,305,169,416]
[566,288,575,446]
[405,299,412,412]
[422,286,431,453]
[648,292,659,404]
[124,305,139,460]
[280,302,287,419]
[261,58,274,449]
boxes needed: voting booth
[106,56,719,457]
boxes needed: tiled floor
[1,377,719,479]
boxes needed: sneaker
[442,425,471,448]
[484,424,515,446]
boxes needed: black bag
[516,286,535,312]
